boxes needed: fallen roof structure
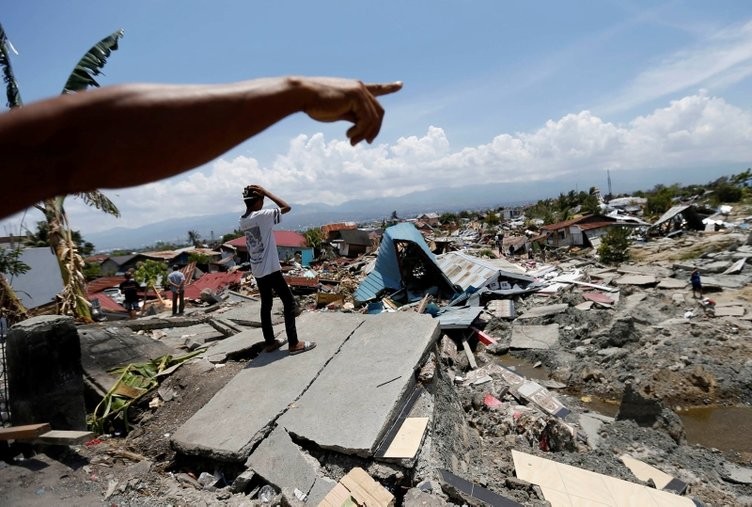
[354,223,458,305]
[650,204,705,233]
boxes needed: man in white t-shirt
[240,185,316,355]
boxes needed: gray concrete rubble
[201,327,266,363]
[517,303,568,320]
[171,312,363,461]
[614,274,657,286]
[78,324,181,397]
[172,311,438,461]
[212,299,285,327]
[244,427,320,496]
[278,311,439,456]
[509,324,559,350]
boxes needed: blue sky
[2,1,752,236]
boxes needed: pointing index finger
[365,81,403,97]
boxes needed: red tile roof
[321,222,357,236]
[84,254,109,264]
[89,292,127,313]
[178,271,243,300]
[274,230,306,248]
[224,231,306,249]
[86,276,127,294]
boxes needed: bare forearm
[264,190,292,214]
[0,78,308,212]
[0,76,401,219]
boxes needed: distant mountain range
[85,165,732,251]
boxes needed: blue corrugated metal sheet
[355,222,451,304]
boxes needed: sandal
[264,339,284,352]
[289,341,316,355]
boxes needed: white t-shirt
[239,208,281,278]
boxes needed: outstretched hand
[301,78,403,145]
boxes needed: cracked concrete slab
[518,303,568,320]
[201,327,265,363]
[171,312,364,461]
[245,427,320,495]
[509,324,559,350]
[278,312,439,457]
[615,274,657,286]
[78,326,181,396]
[213,300,285,327]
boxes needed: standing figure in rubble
[690,269,703,298]
[119,271,141,319]
[168,265,186,315]
[240,185,315,355]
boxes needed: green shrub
[597,227,631,265]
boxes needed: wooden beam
[462,340,478,369]
[0,423,51,441]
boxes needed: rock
[230,470,255,493]
[581,367,605,383]
[603,317,640,347]
[439,335,458,364]
[404,487,449,506]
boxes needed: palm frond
[0,22,22,108]
[62,28,124,94]
[74,190,121,217]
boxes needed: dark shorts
[124,300,140,311]
[692,281,702,290]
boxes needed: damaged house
[354,222,459,306]
[541,214,640,249]
[649,204,705,236]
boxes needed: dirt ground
[3,232,752,505]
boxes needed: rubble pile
[3,201,752,506]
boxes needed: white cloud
[7,92,747,236]
[600,20,752,114]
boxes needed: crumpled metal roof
[354,222,456,304]
[436,251,525,290]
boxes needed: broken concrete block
[7,316,86,430]
[509,324,559,350]
[518,303,568,320]
[230,470,256,493]
[245,428,319,495]
[714,306,745,317]
[721,462,752,485]
[487,299,515,319]
[615,274,657,286]
[658,278,689,289]
[439,335,458,364]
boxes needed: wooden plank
[383,417,429,459]
[0,423,51,441]
[340,467,395,507]
[36,430,95,446]
[461,340,477,369]
[113,382,147,399]
[416,294,431,314]
[318,482,355,507]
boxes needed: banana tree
[1,24,124,322]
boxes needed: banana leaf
[62,28,124,94]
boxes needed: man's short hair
[173,264,179,270]
[243,187,262,202]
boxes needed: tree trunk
[0,274,28,325]
[43,200,93,323]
